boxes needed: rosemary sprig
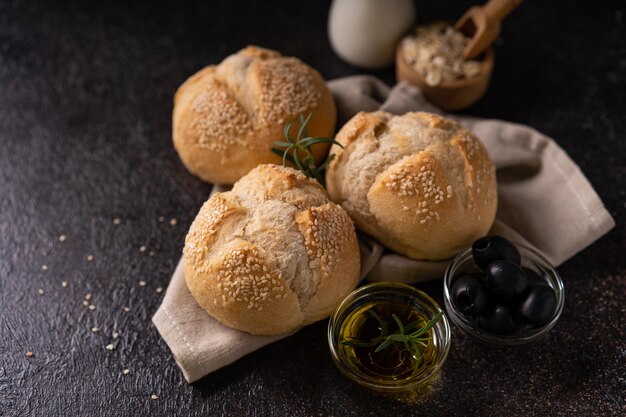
[271,112,343,187]
[341,309,444,366]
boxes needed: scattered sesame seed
[91,327,100,333]
[25,351,34,358]
[82,300,89,306]
[41,265,48,271]
[85,293,92,301]
[151,394,158,400]
[149,251,155,257]
[61,281,68,288]
[139,280,146,287]
[139,245,147,253]
[158,216,165,222]
[58,234,67,242]
[87,255,94,262]
[123,369,130,375]
[105,344,114,351]
[169,218,177,226]
[156,287,163,294]
[113,218,121,225]
[123,306,130,312]
[38,288,45,295]
[88,305,96,311]
[112,332,120,339]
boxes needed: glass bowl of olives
[443,236,565,346]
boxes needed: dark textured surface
[0,0,624,416]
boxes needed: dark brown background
[0,0,624,416]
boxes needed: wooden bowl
[395,42,494,111]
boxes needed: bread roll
[326,111,497,261]
[183,164,360,336]
[173,46,337,185]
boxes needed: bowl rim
[327,282,451,392]
[443,242,565,346]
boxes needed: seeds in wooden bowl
[401,22,483,87]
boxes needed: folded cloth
[153,75,614,383]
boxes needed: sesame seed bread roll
[325,111,497,261]
[183,164,360,336]
[173,46,337,185]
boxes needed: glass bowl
[327,282,451,395]
[443,243,565,346]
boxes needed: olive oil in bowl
[338,301,440,383]
[328,283,451,396]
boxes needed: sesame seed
[156,287,163,294]
[123,369,130,375]
[139,245,147,253]
[91,327,100,333]
[149,251,155,257]
[123,307,130,312]
[38,288,45,295]
[169,218,178,226]
[61,281,68,288]
[25,351,34,358]
[105,344,114,351]
[151,394,158,400]
[88,305,96,311]
[82,300,89,306]
[58,234,67,242]
[41,265,48,271]
[158,216,165,222]
[139,281,146,287]
[85,293,92,301]
[87,255,94,262]
[113,218,121,225]
[112,332,120,339]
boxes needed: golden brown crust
[184,164,360,336]
[326,111,497,261]
[173,46,337,185]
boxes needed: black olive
[519,284,558,326]
[485,260,529,301]
[476,304,517,335]
[451,274,490,315]
[472,235,521,270]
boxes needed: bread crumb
[25,351,34,358]
[105,344,114,351]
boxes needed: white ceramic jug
[328,0,415,69]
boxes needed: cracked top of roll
[183,164,360,336]
[173,46,337,185]
[325,111,497,261]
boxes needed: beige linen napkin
[153,76,614,383]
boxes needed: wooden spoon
[457,0,523,60]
